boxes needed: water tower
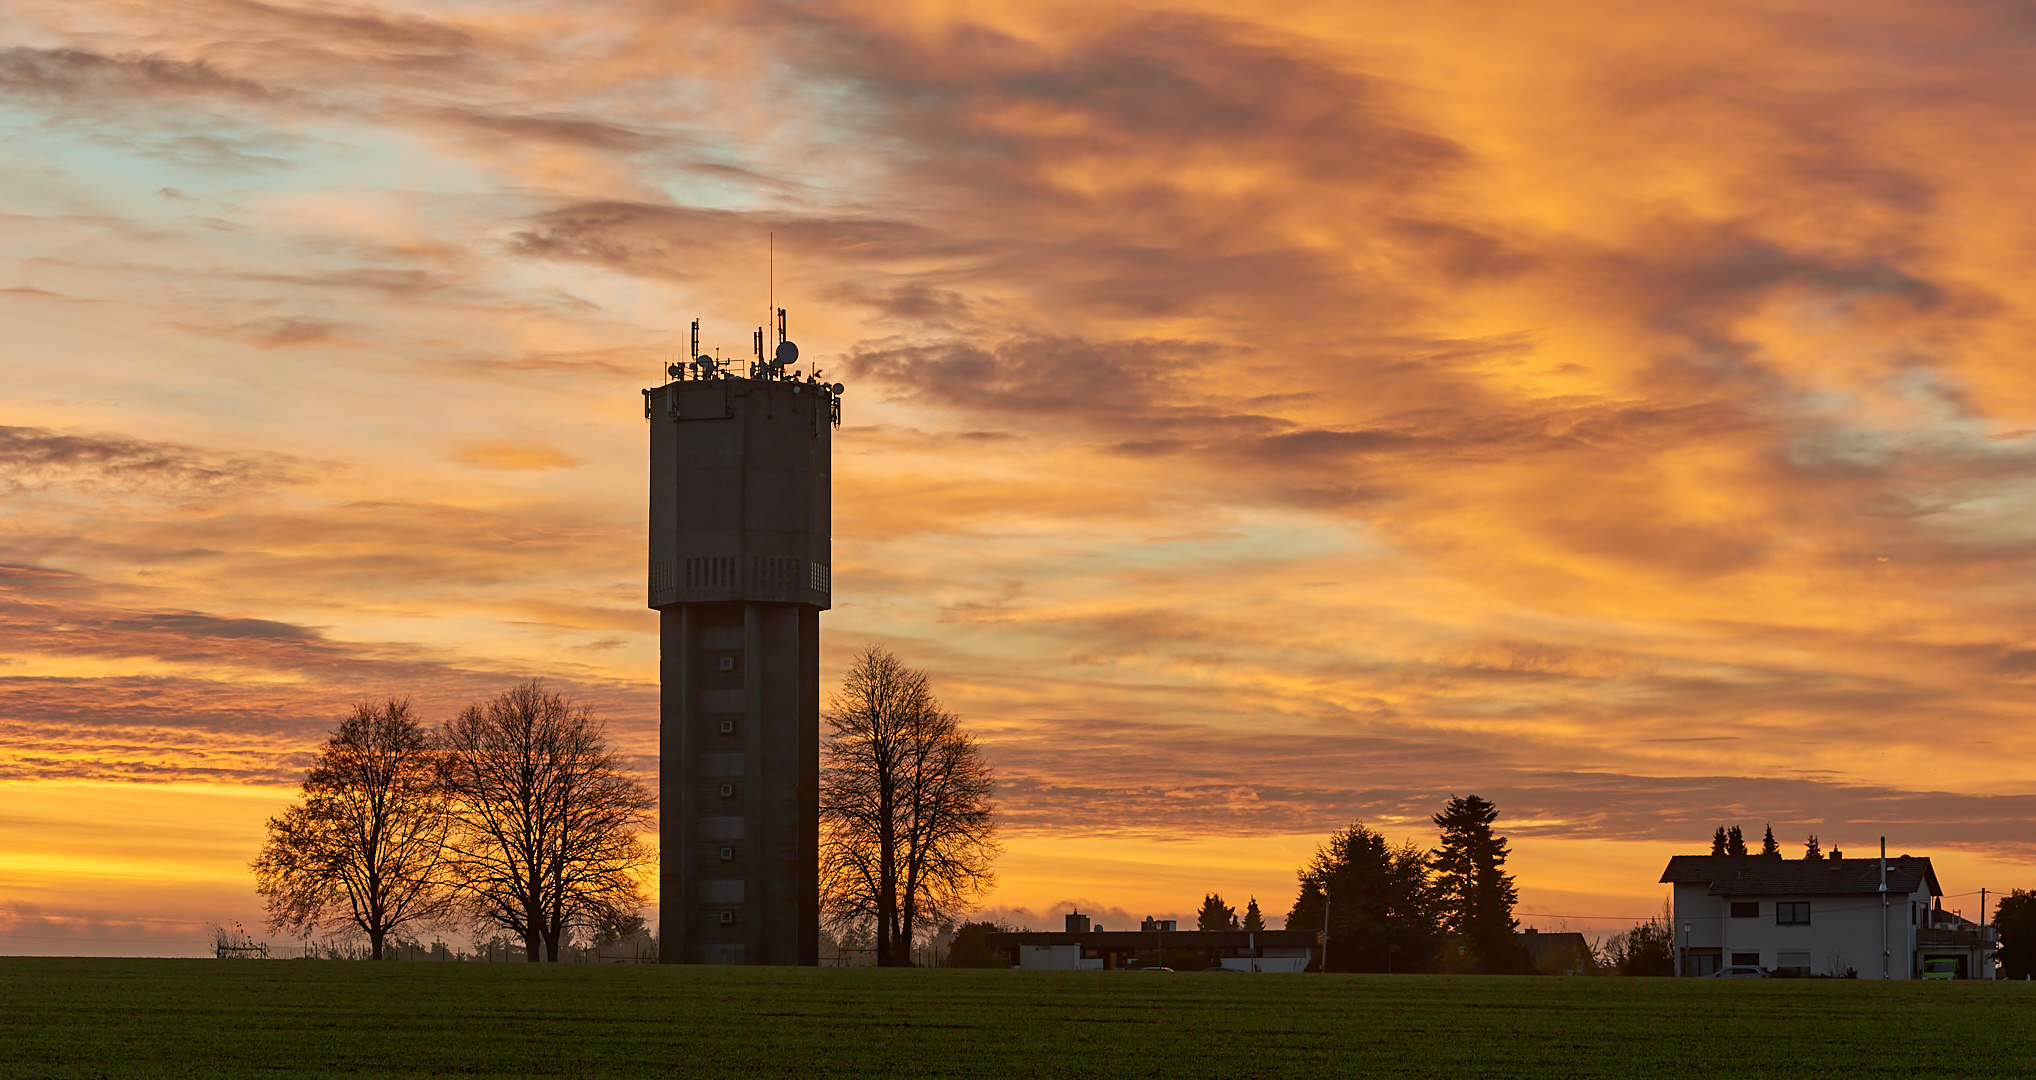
[643,311,839,964]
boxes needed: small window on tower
[719,910,736,925]
[1730,902,1760,918]
[719,784,734,798]
[719,720,735,735]
[719,846,735,862]
[719,656,736,672]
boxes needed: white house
[1661,849,1994,979]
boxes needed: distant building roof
[1659,854,1941,898]
[1520,930,1594,973]
[1930,907,1979,929]
[982,929,1320,949]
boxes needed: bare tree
[819,645,1000,966]
[251,698,452,960]
[438,680,655,962]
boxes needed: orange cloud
[4,0,2036,942]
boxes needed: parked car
[1922,959,1958,980]
[1712,965,1768,978]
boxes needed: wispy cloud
[0,426,309,500]
[4,0,2036,930]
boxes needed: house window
[1777,950,1810,975]
[1776,902,1810,925]
[1732,952,1760,967]
[1730,902,1760,918]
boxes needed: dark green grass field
[2,959,2029,1079]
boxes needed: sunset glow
[5,0,2034,953]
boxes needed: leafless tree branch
[819,645,1000,966]
[437,680,655,962]
[251,698,453,960]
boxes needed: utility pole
[1982,887,1992,980]
[1880,836,1890,980]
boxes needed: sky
[5,0,2036,956]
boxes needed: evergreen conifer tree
[1725,825,1747,856]
[1804,835,1822,860]
[1289,822,1439,972]
[1711,826,1728,855]
[1760,824,1779,856]
[1431,795,1527,973]
[1242,897,1264,932]
[1197,893,1239,932]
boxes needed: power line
[1518,913,1660,921]
[0,934,204,944]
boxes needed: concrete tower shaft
[646,373,833,965]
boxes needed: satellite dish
[831,383,844,395]
[774,340,799,365]
[693,355,716,376]
[667,362,684,380]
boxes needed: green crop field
[1,958,2030,1079]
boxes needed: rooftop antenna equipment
[675,318,720,380]
[667,319,704,383]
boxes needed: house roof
[1520,931,1591,961]
[1659,854,1941,897]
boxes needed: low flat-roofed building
[984,915,1320,972]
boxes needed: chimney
[1065,910,1091,934]
[1830,849,1842,864]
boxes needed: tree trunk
[899,888,916,967]
[370,928,385,961]
[876,786,897,967]
[524,927,543,962]
[544,925,562,962]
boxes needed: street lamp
[1321,880,1332,974]
[1682,923,1691,977]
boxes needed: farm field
[1,958,2030,1079]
